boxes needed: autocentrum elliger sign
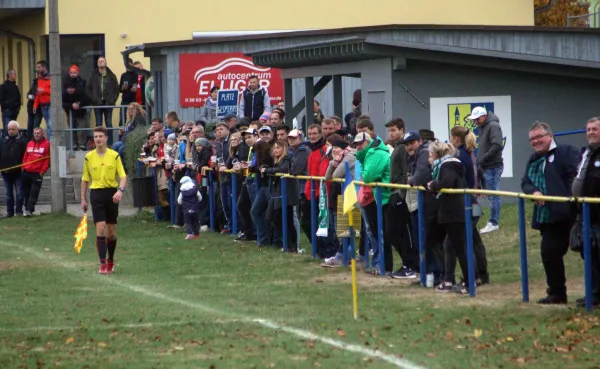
[179,53,284,108]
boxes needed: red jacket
[303,143,330,199]
[33,76,51,109]
[22,138,50,174]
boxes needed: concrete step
[0,176,78,204]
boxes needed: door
[367,90,386,131]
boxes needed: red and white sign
[179,53,284,108]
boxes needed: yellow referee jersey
[82,149,126,189]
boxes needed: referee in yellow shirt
[81,127,127,274]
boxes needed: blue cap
[163,128,173,137]
[403,131,420,143]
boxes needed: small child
[163,133,179,165]
[177,176,202,240]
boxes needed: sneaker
[452,282,471,295]
[185,235,199,240]
[321,256,342,268]
[480,222,499,234]
[98,264,108,274]
[23,211,32,217]
[435,282,454,292]
[537,294,567,305]
[167,224,182,229]
[200,225,209,232]
[576,296,600,307]
[391,266,417,279]
[220,228,229,235]
[106,261,115,274]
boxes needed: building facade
[0,0,533,128]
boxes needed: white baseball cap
[468,107,487,120]
[353,132,373,144]
[287,129,301,138]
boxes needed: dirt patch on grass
[310,269,587,309]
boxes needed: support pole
[49,0,66,213]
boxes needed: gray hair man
[0,121,27,217]
[521,121,579,304]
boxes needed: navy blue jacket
[456,145,475,189]
[521,143,580,230]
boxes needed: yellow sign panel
[336,196,361,237]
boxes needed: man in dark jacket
[63,65,87,93]
[214,123,232,234]
[469,107,504,234]
[521,121,579,304]
[119,59,146,125]
[288,128,310,248]
[0,70,21,136]
[0,121,27,217]
[238,75,271,121]
[385,118,418,278]
[87,57,119,145]
[572,117,600,308]
[63,80,91,150]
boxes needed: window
[45,34,105,81]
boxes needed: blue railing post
[417,190,426,286]
[231,172,238,236]
[464,194,475,297]
[208,170,215,232]
[582,202,593,312]
[281,176,289,252]
[376,186,385,276]
[517,198,529,302]
[152,166,159,221]
[169,173,175,225]
[310,179,317,258]
[136,161,143,213]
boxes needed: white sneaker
[200,225,209,232]
[480,222,499,234]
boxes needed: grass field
[1,203,599,369]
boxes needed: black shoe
[235,232,245,241]
[479,272,491,285]
[391,266,417,279]
[576,296,600,307]
[435,282,455,292]
[537,294,568,305]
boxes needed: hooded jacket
[356,138,391,205]
[0,133,27,173]
[33,75,51,109]
[22,137,50,174]
[427,158,466,224]
[201,97,218,123]
[87,67,120,105]
[289,142,310,176]
[0,79,22,114]
[177,177,202,213]
[476,111,504,170]
[304,138,329,199]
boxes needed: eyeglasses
[529,133,549,142]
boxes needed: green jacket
[356,138,391,205]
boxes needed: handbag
[570,221,599,253]
[358,185,375,207]
[471,195,483,218]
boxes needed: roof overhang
[0,0,45,20]
[246,36,600,79]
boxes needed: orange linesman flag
[74,214,88,254]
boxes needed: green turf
[0,204,599,369]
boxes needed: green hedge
[122,127,149,179]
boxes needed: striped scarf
[527,156,550,224]
[432,154,454,180]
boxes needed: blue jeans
[113,141,125,157]
[220,181,232,231]
[40,105,52,138]
[250,186,270,246]
[483,165,503,226]
[2,172,23,216]
[95,108,114,145]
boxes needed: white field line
[2,241,426,369]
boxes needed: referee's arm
[115,156,127,202]
[81,158,90,212]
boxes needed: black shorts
[90,188,119,224]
